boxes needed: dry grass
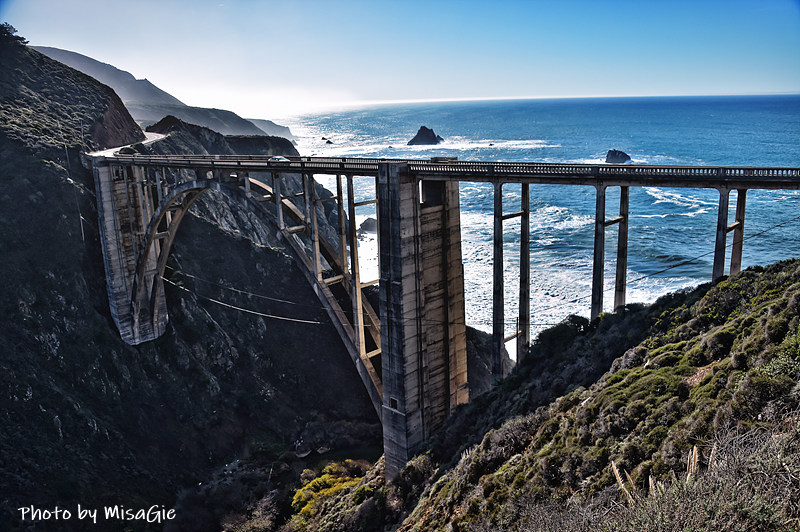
[469,423,800,532]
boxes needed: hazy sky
[2,0,799,119]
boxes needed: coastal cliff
[0,30,379,530]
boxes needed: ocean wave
[292,128,562,159]
[632,209,711,219]
[531,205,593,230]
[644,188,717,210]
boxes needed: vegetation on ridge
[258,260,800,531]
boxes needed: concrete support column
[517,183,531,362]
[121,166,138,256]
[713,188,730,282]
[309,175,322,281]
[155,167,164,202]
[492,180,504,383]
[614,186,630,311]
[347,175,366,359]
[591,184,606,321]
[336,175,349,286]
[302,173,312,230]
[379,162,419,480]
[379,163,467,480]
[730,189,747,276]
[273,171,284,229]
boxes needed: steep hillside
[273,261,800,532]
[32,46,293,138]
[31,46,186,106]
[1,28,144,153]
[1,28,378,531]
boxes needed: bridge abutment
[378,163,469,479]
[93,162,167,344]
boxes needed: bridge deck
[94,155,800,190]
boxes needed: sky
[2,0,799,119]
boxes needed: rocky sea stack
[606,149,632,163]
[408,126,444,145]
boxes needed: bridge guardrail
[93,155,800,188]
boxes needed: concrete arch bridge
[88,154,800,478]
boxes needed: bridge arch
[91,159,385,417]
[131,181,210,339]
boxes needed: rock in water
[408,126,444,145]
[606,149,632,163]
[358,217,378,233]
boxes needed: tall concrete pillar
[378,164,468,480]
[492,181,504,382]
[591,185,606,321]
[517,183,531,362]
[347,175,367,360]
[713,188,730,281]
[729,189,747,276]
[272,172,284,229]
[613,186,629,311]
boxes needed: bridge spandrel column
[613,186,630,312]
[492,181,504,383]
[591,184,607,321]
[730,189,747,276]
[713,188,731,282]
[379,164,468,480]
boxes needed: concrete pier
[378,163,468,478]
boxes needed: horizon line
[283,91,800,117]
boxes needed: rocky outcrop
[145,115,298,157]
[605,149,632,163]
[408,126,444,145]
[358,217,378,233]
[248,117,295,140]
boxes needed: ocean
[281,95,800,351]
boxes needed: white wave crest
[644,188,717,210]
